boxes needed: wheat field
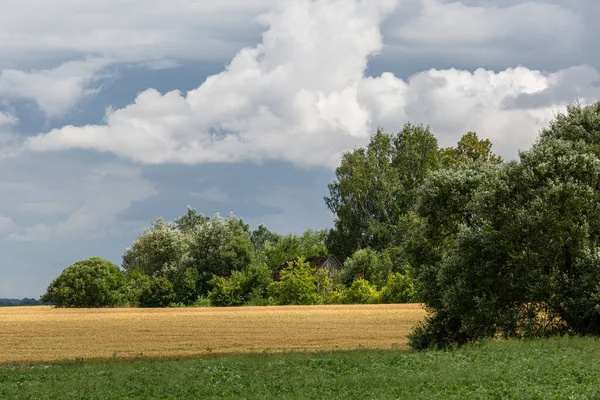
[0,304,425,364]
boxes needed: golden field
[0,304,425,364]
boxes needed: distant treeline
[0,298,46,307]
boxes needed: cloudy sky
[1,0,599,298]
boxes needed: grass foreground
[2,337,600,399]
[0,304,424,363]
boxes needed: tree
[256,229,328,272]
[440,132,502,167]
[325,123,440,261]
[409,102,600,349]
[174,206,210,232]
[380,272,417,304]
[41,258,125,308]
[118,270,152,306]
[139,277,176,308]
[343,279,379,304]
[278,258,322,305]
[185,213,254,295]
[250,224,281,253]
[122,217,188,278]
[340,248,392,289]
[209,264,276,307]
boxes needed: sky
[1,0,600,298]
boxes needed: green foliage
[343,279,379,304]
[5,337,600,399]
[380,271,417,304]
[278,258,322,305]
[312,268,346,304]
[256,229,328,272]
[208,264,275,307]
[121,217,188,278]
[250,224,280,253]
[440,131,502,167]
[325,123,440,260]
[174,206,210,232]
[341,248,392,289]
[41,258,125,308]
[186,214,254,294]
[139,277,176,308]
[117,270,151,306]
[192,296,212,307]
[410,101,600,349]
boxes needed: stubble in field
[0,304,425,364]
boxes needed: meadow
[2,336,599,399]
[0,304,425,364]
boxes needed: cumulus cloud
[0,58,111,118]
[0,1,276,118]
[361,65,600,155]
[0,0,594,119]
[26,0,600,168]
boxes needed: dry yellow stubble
[0,304,425,364]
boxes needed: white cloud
[0,58,111,118]
[0,1,276,118]
[0,0,593,119]
[26,0,600,168]
[359,65,600,155]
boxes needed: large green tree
[185,213,254,295]
[409,102,600,349]
[325,123,440,260]
[41,258,126,308]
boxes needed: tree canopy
[41,258,126,308]
[409,102,600,349]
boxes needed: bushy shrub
[209,264,275,307]
[208,273,245,306]
[117,270,151,306]
[278,258,322,305]
[341,248,392,289]
[343,279,379,304]
[380,272,417,304]
[139,277,176,308]
[324,285,347,305]
[41,258,126,308]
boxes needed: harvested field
[0,304,425,364]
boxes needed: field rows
[0,304,425,364]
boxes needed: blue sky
[1,0,600,298]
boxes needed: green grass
[2,337,600,399]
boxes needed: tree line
[0,298,45,307]
[41,213,417,308]
[41,101,600,349]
